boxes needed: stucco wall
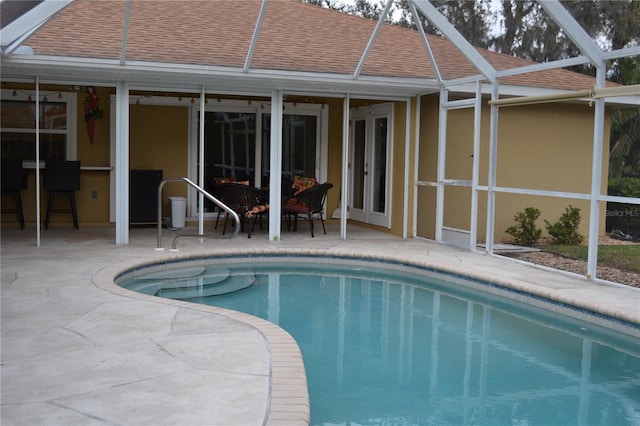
[325,99,346,219]
[2,85,113,228]
[129,104,189,214]
[2,86,610,242]
[416,94,611,243]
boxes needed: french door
[349,103,392,228]
[192,101,326,218]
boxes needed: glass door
[349,104,392,228]
[262,112,319,187]
[198,111,256,213]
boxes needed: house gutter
[0,55,440,98]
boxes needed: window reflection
[0,99,68,161]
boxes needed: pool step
[156,272,256,299]
[124,267,254,298]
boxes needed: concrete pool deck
[2,223,639,425]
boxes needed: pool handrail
[157,177,240,250]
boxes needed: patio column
[35,78,41,247]
[435,88,447,243]
[115,81,130,245]
[269,89,283,240]
[402,96,411,239]
[470,81,482,250]
[586,64,606,279]
[198,86,205,236]
[485,81,500,254]
[340,94,350,240]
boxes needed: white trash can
[169,197,187,229]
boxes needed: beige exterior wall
[416,94,611,243]
[129,104,189,214]
[3,85,610,243]
[2,85,113,228]
[325,98,346,219]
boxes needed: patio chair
[283,182,333,237]
[1,159,28,230]
[219,183,269,238]
[44,159,81,230]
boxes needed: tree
[609,56,640,178]
[306,0,639,177]
[491,1,537,57]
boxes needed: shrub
[544,205,584,245]
[606,177,640,236]
[505,207,542,245]
[608,177,640,198]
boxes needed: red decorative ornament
[84,86,103,144]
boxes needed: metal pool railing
[156,177,240,250]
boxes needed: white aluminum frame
[3,0,638,284]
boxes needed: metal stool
[44,160,81,230]
[1,159,27,230]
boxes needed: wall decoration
[84,86,103,144]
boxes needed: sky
[333,0,504,36]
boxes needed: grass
[542,244,640,273]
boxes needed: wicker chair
[219,183,268,238]
[283,182,333,237]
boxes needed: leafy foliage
[608,177,640,198]
[505,207,542,245]
[306,0,639,178]
[607,177,640,237]
[544,206,584,245]
[608,56,640,179]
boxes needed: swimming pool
[119,255,640,425]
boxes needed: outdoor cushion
[214,176,235,185]
[246,204,269,218]
[292,175,317,195]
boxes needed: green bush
[608,177,640,198]
[544,205,584,245]
[607,177,640,236]
[505,207,542,245]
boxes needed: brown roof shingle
[23,0,599,91]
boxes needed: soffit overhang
[5,54,638,107]
[0,55,442,98]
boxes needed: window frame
[189,100,328,219]
[0,89,78,167]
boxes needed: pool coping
[94,252,311,425]
[94,246,640,425]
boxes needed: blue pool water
[120,256,640,425]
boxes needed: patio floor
[2,222,639,425]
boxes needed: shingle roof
[22,0,599,91]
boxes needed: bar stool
[44,159,81,230]
[1,159,27,230]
